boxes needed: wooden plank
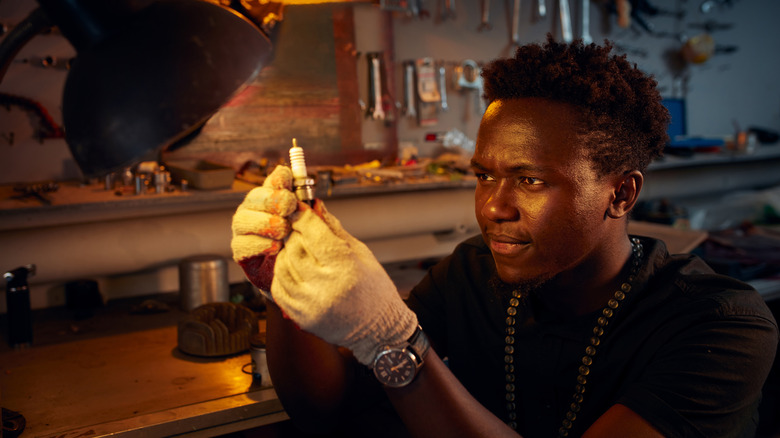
[0,326,281,437]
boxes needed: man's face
[472,98,617,286]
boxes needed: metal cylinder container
[178,255,229,311]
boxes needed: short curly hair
[481,35,669,176]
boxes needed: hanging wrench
[581,0,592,43]
[366,53,385,120]
[478,0,492,31]
[403,61,417,118]
[438,63,449,112]
[559,0,573,43]
[511,0,521,46]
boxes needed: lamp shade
[57,0,272,177]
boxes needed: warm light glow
[279,0,369,3]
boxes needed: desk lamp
[0,0,272,177]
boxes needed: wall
[2,0,780,310]
[382,0,780,146]
[2,1,780,184]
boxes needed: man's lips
[487,233,530,256]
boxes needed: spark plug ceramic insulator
[289,138,315,205]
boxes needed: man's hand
[272,201,418,366]
[232,165,298,295]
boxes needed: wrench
[438,63,449,112]
[478,0,492,31]
[403,61,417,118]
[559,0,573,43]
[581,0,592,44]
[367,53,385,120]
[511,0,521,46]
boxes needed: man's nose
[481,182,519,222]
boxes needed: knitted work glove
[272,200,418,366]
[232,165,298,296]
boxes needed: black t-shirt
[405,235,779,438]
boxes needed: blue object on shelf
[662,98,724,149]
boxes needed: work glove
[272,200,418,366]
[231,165,298,297]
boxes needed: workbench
[0,295,287,437]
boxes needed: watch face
[373,349,417,388]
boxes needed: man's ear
[607,170,643,219]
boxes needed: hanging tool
[616,0,631,28]
[415,57,441,126]
[511,0,521,46]
[454,59,485,115]
[438,62,449,112]
[688,20,733,33]
[380,0,429,18]
[441,0,456,20]
[581,0,592,43]
[607,0,666,34]
[478,0,492,31]
[700,0,736,14]
[411,0,430,18]
[379,0,414,14]
[559,0,573,42]
[366,52,386,121]
[538,0,547,18]
[403,61,417,119]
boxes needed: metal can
[249,333,272,387]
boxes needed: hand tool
[581,0,592,44]
[512,0,521,46]
[454,60,485,115]
[616,0,631,28]
[559,0,573,42]
[538,0,547,18]
[478,0,492,31]
[415,57,441,126]
[441,0,456,20]
[366,52,385,120]
[403,61,417,118]
[438,63,449,112]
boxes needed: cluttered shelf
[0,165,476,232]
[3,144,779,232]
[649,143,780,171]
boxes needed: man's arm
[381,350,666,438]
[267,298,665,438]
[265,301,356,433]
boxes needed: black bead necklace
[503,238,644,436]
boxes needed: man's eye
[476,173,495,182]
[519,177,543,185]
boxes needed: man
[231,37,778,437]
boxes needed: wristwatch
[372,325,430,388]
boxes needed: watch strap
[406,325,430,365]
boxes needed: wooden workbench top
[0,300,285,437]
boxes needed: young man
[231,37,778,437]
